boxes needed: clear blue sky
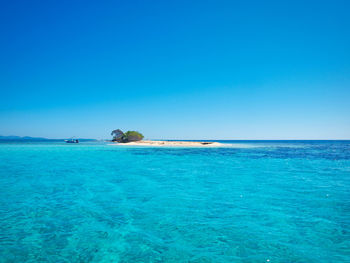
[1,0,349,139]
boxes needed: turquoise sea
[0,141,349,262]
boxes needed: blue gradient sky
[1,0,349,139]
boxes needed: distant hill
[0,136,49,141]
[0,136,96,141]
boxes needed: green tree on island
[111,129,124,141]
[111,129,144,142]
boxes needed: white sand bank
[109,140,225,147]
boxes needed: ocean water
[0,141,349,262]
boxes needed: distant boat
[65,137,79,143]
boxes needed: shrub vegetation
[111,129,144,142]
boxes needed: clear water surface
[0,141,349,262]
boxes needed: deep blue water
[0,141,349,262]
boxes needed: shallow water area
[0,140,349,262]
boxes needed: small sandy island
[110,140,224,147]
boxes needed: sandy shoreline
[109,140,225,147]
